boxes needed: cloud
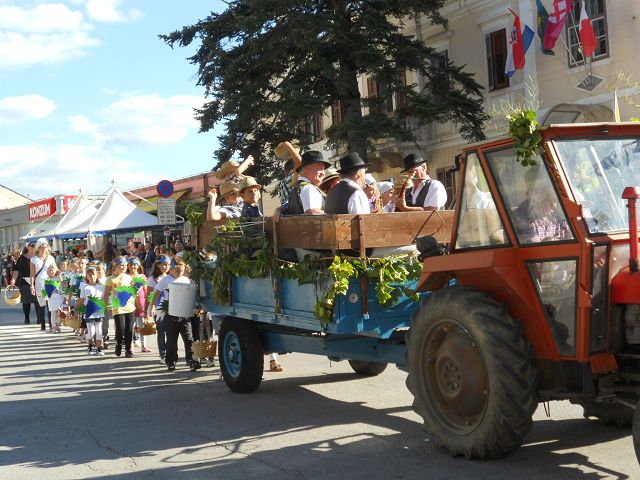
[0,143,161,199]
[0,95,56,125]
[0,1,141,71]
[84,0,142,22]
[76,93,204,148]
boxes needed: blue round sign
[156,180,174,198]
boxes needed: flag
[505,9,525,78]
[536,0,556,55]
[579,1,597,58]
[522,25,535,54]
[543,0,573,51]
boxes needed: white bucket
[168,282,197,318]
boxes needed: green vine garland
[202,222,423,324]
[507,108,541,167]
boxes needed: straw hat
[238,176,262,192]
[219,180,239,197]
[319,167,340,187]
[214,160,240,180]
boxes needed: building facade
[305,0,639,203]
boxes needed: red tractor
[406,122,640,460]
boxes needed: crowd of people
[3,237,220,373]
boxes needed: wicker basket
[139,319,157,336]
[65,313,82,330]
[192,339,217,359]
[3,287,21,306]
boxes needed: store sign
[62,195,77,213]
[28,198,56,221]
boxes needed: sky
[0,0,228,200]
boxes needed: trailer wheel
[576,400,633,427]
[405,286,538,460]
[219,317,264,393]
[348,360,387,376]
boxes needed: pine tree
[161,0,487,182]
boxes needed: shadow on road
[0,316,634,479]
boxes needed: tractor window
[455,153,508,249]
[556,138,640,234]
[485,148,574,245]
[527,259,578,356]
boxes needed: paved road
[0,301,638,479]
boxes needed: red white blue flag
[505,10,534,78]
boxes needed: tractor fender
[612,267,640,304]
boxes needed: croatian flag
[505,10,534,78]
[579,1,597,58]
[543,0,573,50]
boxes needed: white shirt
[154,274,190,315]
[30,255,55,292]
[343,179,371,214]
[411,176,447,209]
[80,283,105,319]
[298,176,325,212]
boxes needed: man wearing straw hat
[207,180,243,224]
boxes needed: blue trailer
[201,273,426,392]
[198,211,450,393]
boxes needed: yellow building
[302,0,638,206]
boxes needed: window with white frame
[566,0,609,67]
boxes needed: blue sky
[0,0,227,200]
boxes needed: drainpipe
[623,186,640,273]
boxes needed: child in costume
[128,257,151,353]
[42,264,63,333]
[77,266,106,355]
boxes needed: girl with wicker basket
[103,256,136,358]
[127,257,151,353]
[77,266,106,355]
[30,238,56,331]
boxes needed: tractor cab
[406,123,640,460]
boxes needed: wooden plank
[272,211,454,249]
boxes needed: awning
[133,190,188,212]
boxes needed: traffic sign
[156,179,174,198]
[157,198,176,225]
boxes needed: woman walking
[10,242,37,325]
[29,238,56,331]
[147,254,170,364]
[102,256,136,358]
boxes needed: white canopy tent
[31,186,160,248]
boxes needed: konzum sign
[28,198,57,221]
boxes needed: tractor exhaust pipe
[623,186,640,273]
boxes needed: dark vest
[286,179,324,215]
[405,179,432,208]
[325,180,358,214]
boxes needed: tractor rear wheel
[405,286,538,460]
[632,402,640,462]
[348,360,387,376]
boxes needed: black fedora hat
[337,152,371,173]
[401,152,428,172]
[297,150,331,171]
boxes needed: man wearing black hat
[286,150,331,215]
[325,152,372,214]
[395,153,447,211]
